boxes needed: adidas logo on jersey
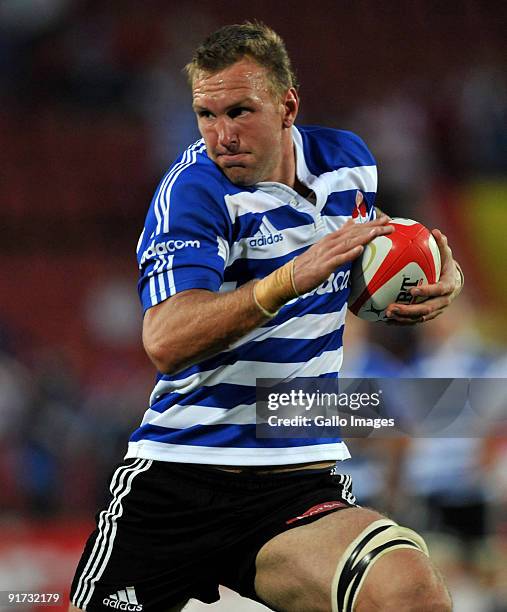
[103,586,143,611]
[140,239,200,264]
[248,233,284,247]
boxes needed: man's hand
[293,215,394,295]
[385,229,463,325]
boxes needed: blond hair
[185,21,298,99]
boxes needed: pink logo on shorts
[286,501,347,525]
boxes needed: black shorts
[70,458,356,611]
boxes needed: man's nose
[216,117,239,150]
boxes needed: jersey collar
[292,126,329,212]
[255,126,326,211]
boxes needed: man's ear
[281,87,299,128]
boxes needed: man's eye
[228,107,250,119]
[198,111,213,119]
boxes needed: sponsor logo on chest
[248,232,284,248]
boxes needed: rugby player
[70,22,463,612]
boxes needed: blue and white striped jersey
[125,125,377,466]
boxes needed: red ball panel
[349,220,438,316]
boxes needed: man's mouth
[217,152,249,166]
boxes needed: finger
[386,296,450,319]
[420,309,445,323]
[328,244,364,267]
[330,223,394,246]
[354,215,392,227]
[368,223,394,237]
[432,229,453,267]
[386,310,425,323]
[367,213,392,226]
[331,215,392,240]
[337,244,365,260]
[327,227,389,255]
[385,303,432,319]
[411,280,454,299]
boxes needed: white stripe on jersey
[157,270,167,302]
[126,439,350,465]
[152,140,205,235]
[166,255,176,297]
[223,166,376,223]
[148,348,343,406]
[317,164,377,203]
[160,142,206,234]
[229,305,347,349]
[141,403,255,428]
[228,222,317,264]
[217,235,229,262]
[149,276,156,305]
[219,281,238,293]
[148,256,176,305]
[136,228,145,255]
[154,148,190,234]
[224,190,286,222]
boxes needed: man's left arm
[385,228,464,324]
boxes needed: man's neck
[294,176,312,199]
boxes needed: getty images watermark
[255,378,507,439]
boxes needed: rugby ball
[348,218,441,321]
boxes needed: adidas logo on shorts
[103,587,143,611]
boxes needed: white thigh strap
[331,519,429,612]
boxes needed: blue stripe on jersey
[322,190,376,216]
[164,328,344,378]
[152,292,349,385]
[131,423,338,448]
[143,291,350,392]
[265,282,351,325]
[128,125,377,466]
[151,337,343,390]
[224,247,308,283]
[149,371,341,413]
[297,127,375,176]
[150,383,257,412]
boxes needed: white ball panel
[348,235,393,305]
[427,234,441,279]
[390,217,419,227]
[356,262,430,321]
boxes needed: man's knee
[255,509,451,612]
[356,548,452,612]
[255,507,383,612]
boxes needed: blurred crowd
[0,0,506,609]
[341,307,507,611]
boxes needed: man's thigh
[254,506,448,612]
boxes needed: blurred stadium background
[0,0,506,610]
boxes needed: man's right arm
[143,215,393,374]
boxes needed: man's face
[192,58,296,186]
